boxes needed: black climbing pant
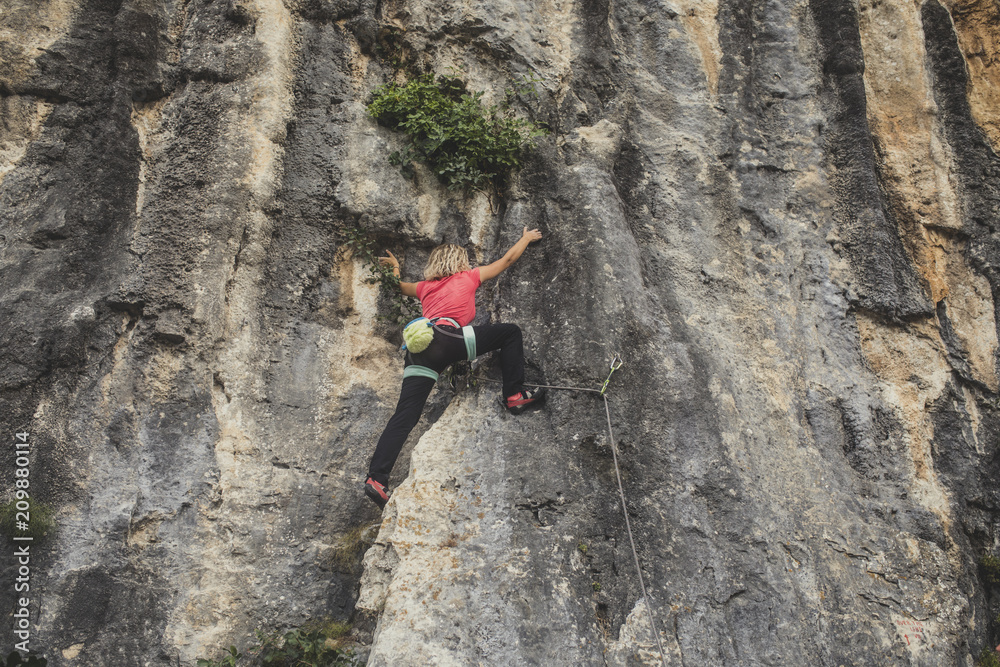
[367,323,526,486]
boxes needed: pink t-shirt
[415,269,481,326]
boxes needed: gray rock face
[0,0,998,665]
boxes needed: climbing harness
[402,365,441,381]
[473,355,667,666]
[401,317,478,383]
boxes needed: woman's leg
[471,323,525,398]
[367,376,436,486]
[367,330,467,489]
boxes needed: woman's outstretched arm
[479,227,543,282]
[377,250,419,297]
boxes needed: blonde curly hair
[424,244,471,280]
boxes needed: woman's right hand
[378,250,400,269]
[522,227,543,243]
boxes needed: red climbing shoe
[505,387,547,415]
[364,477,389,509]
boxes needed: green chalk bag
[402,317,434,353]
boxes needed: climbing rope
[470,375,602,394]
[603,392,666,665]
[472,355,666,665]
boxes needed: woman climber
[364,228,547,509]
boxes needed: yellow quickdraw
[599,354,623,396]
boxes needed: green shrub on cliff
[982,552,1000,585]
[977,645,1000,667]
[197,620,359,667]
[367,74,546,192]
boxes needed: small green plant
[197,645,240,667]
[592,582,601,592]
[374,26,407,68]
[0,497,55,542]
[256,626,356,666]
[337,225,420,325]
[197,620,359,667]
[982,552,1000,585]
[329,523,376,572]
[976,645,1000,667]
[367,73,547,193]
[505,73,545,105]
[577,542,588,555]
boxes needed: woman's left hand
[522,227,543,243]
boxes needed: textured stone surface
[0,0,998,665]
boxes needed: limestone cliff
[0,0,998,665]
